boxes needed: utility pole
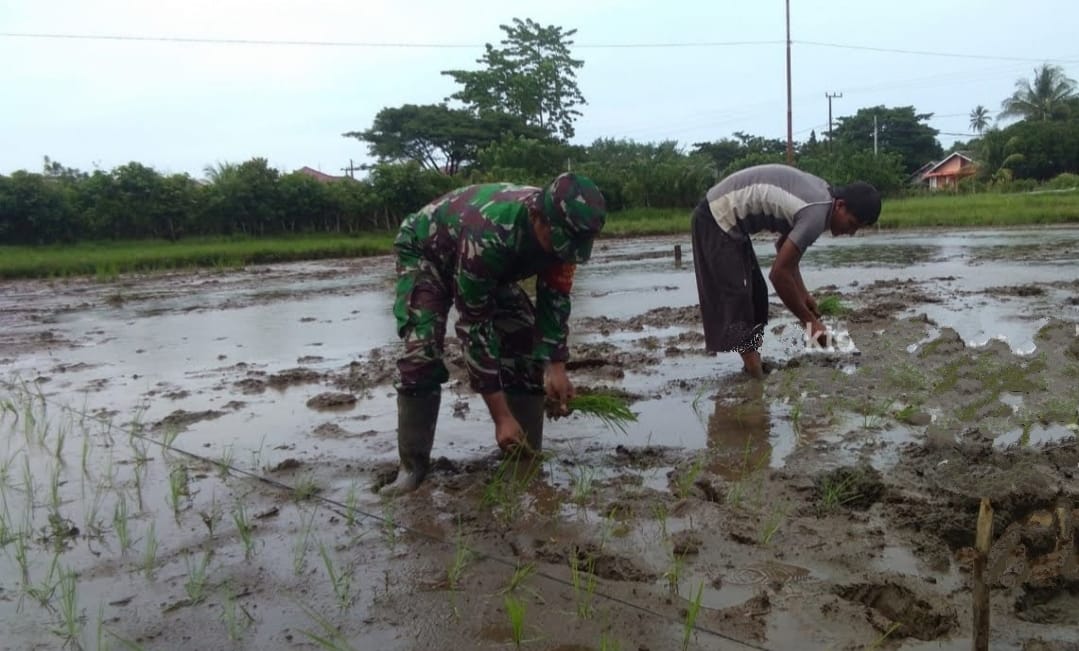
[340,159,360,178]
[873,115,879,156]
[785,0,794,165]
[825,91,842,149]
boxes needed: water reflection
[705,380,772,479]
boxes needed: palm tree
[969,105,991,134]
[1000,63,1078,121]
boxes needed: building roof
[296,166,348,183]
[923,152,976,177]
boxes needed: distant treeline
[3,115,1079,246]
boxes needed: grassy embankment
[603,188,1079,235]
[3,190,1078,279]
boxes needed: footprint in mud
[836,581,956,640]
[719,560,813,588]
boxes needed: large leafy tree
[344,104,546,175]
[831,105,943,174]
[441,18,586,140]
[1000,64,1077,122]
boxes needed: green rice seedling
[816,472,863,516]
[113,493,132,554]
[343,482,359,528]
[141,521,158,579]
[184,551,212,604]
[760,504,788,545]
[482,448,543,526]
[816,295,848,317]
[599,633,622,651]
[504,595,526,649]
[380,500,397,549]
[652,503,670,542]
[53,421,68,465]
[569,552,597,619]
[80,433,91,480]
[567,393,637,434]
[866,621,902,650]
[221,587,254,641]
[681,582,704,651]
[318,542,354,611]
[83,482,107,539]
[571,465,596,505]
[499,562,537,598]
[232,502,256,560]
[130,435,150,469]
[296,601,358,651]
[12,530,31,584]
[161,424,181,451]
[293,508,317,575]
[216,445,235,480]
[166,464,190,521]
[48,461,63,515]
[95,603,108,651]
[690,385,711,428]
[674,453,707,500]
[25,550,61,607]
[250,435,267,472]
[663,551,685,595]
[292,474,320,501]
[106,628,148,650]
[447,521,474,591]
[131,462,145,512]
[199,492,223,539]
[790,399,803,438]
[55,567,80,644]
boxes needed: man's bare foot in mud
[740,351,765,379]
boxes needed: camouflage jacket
[395,183,576,393]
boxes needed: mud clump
[267,367,323,389]
[234,378,267,394]
[305,392,357,410]
[837,582,956,640]
[156,409,224,430]
[715,592,771,642]
[989,284,1047,298]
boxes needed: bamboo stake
[972,498,993,651]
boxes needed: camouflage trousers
[393,254,543,395]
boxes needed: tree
[344,104,546,175]
[969,105,991,134]
[1000,64,1078,122]
[831,105,943,175]
[441,18,586,140]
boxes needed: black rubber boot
[379,390,440,497]
[506,392,546,455]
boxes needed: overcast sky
[2,0,1078,178]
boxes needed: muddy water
[2,227,1079,651]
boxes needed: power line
[2,31,1078,63]
[0,31,782,49]
[798,40,1079,64]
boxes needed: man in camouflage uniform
[381,172,607,496]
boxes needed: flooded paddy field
[2,227,1079,650]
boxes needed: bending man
[383,173,607,496]
[690,164,881,378]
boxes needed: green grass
[602,190,1079,236]
[567,394,637,434]
[0,233,395,280]
[7,191,1079,280]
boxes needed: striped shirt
[705,164,834,252]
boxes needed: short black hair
[833,181,881,226]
